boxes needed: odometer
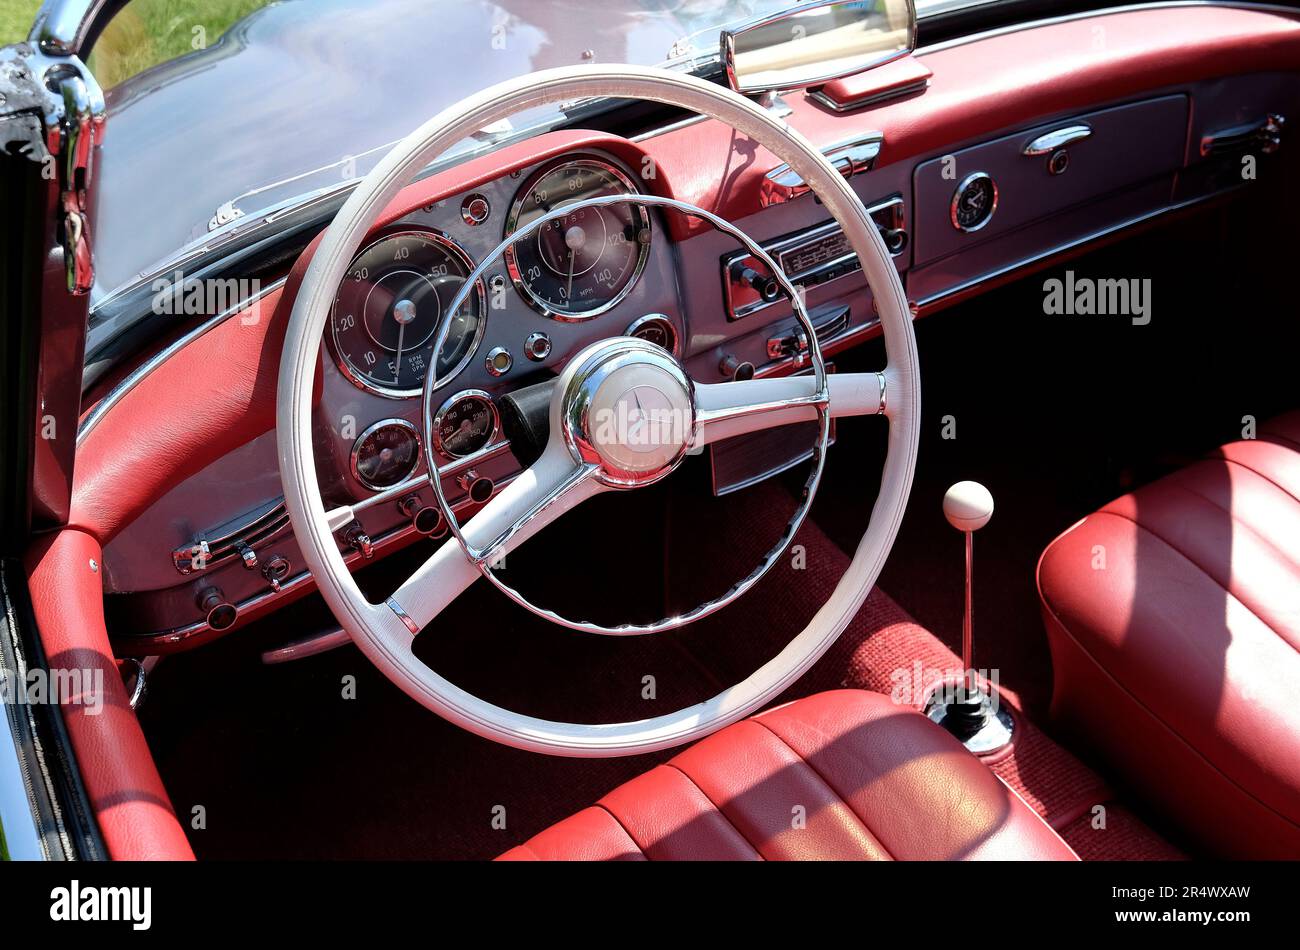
[504,157,651,321]
[330,230,485,397]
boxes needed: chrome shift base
[924,683,1015,756]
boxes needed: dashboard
[74,5,1300,651]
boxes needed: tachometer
[330,230,485,397]
[504,157,651,321]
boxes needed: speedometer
[330,230,485,398]
[504,157,651,321]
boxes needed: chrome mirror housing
[721,0,917,96]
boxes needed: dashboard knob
[399,495,445,536]
[733,263,781,302]
[457,470,495,505]
[196,586,237,631]
[344,524,374,559]
[719,354,756,381]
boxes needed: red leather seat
[498,690,1076,860]
[1038,411,1300,858]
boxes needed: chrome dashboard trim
[77,276,288,446]
[120,467,520,647]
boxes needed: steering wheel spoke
[386,446,605,633]
[692,371,885,448]
[458,448,604,566]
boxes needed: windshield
[89,0,806,306]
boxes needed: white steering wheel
[276,64,920,757]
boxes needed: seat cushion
[498,690,1077,860]
[1038,411,1300,858]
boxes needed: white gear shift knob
[943,480,994,533]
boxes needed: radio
[722,196,906,320]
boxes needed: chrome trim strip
[630,113,709,142]
[77,276,288,445]
[385,598,421,635]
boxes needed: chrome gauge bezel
[623,312,680,357]
[328,228,488,399]
[431,389,501,460]
[950,171,999,234]
[349,417,422,491]
[503,156,652,322]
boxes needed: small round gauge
[625,313,679,357]
[950,172,998,233]
[351,419,421,490]
[433,390,499,459]
[504,157,651,321]
[330,230,486,398]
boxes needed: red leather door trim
[24,529,194,860]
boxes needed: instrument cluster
[327,153,661,489]
[328,155,654,397]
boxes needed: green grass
[0,0,274,88]
[0,0,41,46]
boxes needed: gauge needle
[393,322,406,384]
[391,298,417,384]
[563,224,586,302]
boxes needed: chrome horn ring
[423,192,830,636]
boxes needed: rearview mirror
[721,0,917,95]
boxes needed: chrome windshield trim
[77,276,288,446]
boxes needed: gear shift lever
[924,480,1014,753]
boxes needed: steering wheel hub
[561,339,694,488]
